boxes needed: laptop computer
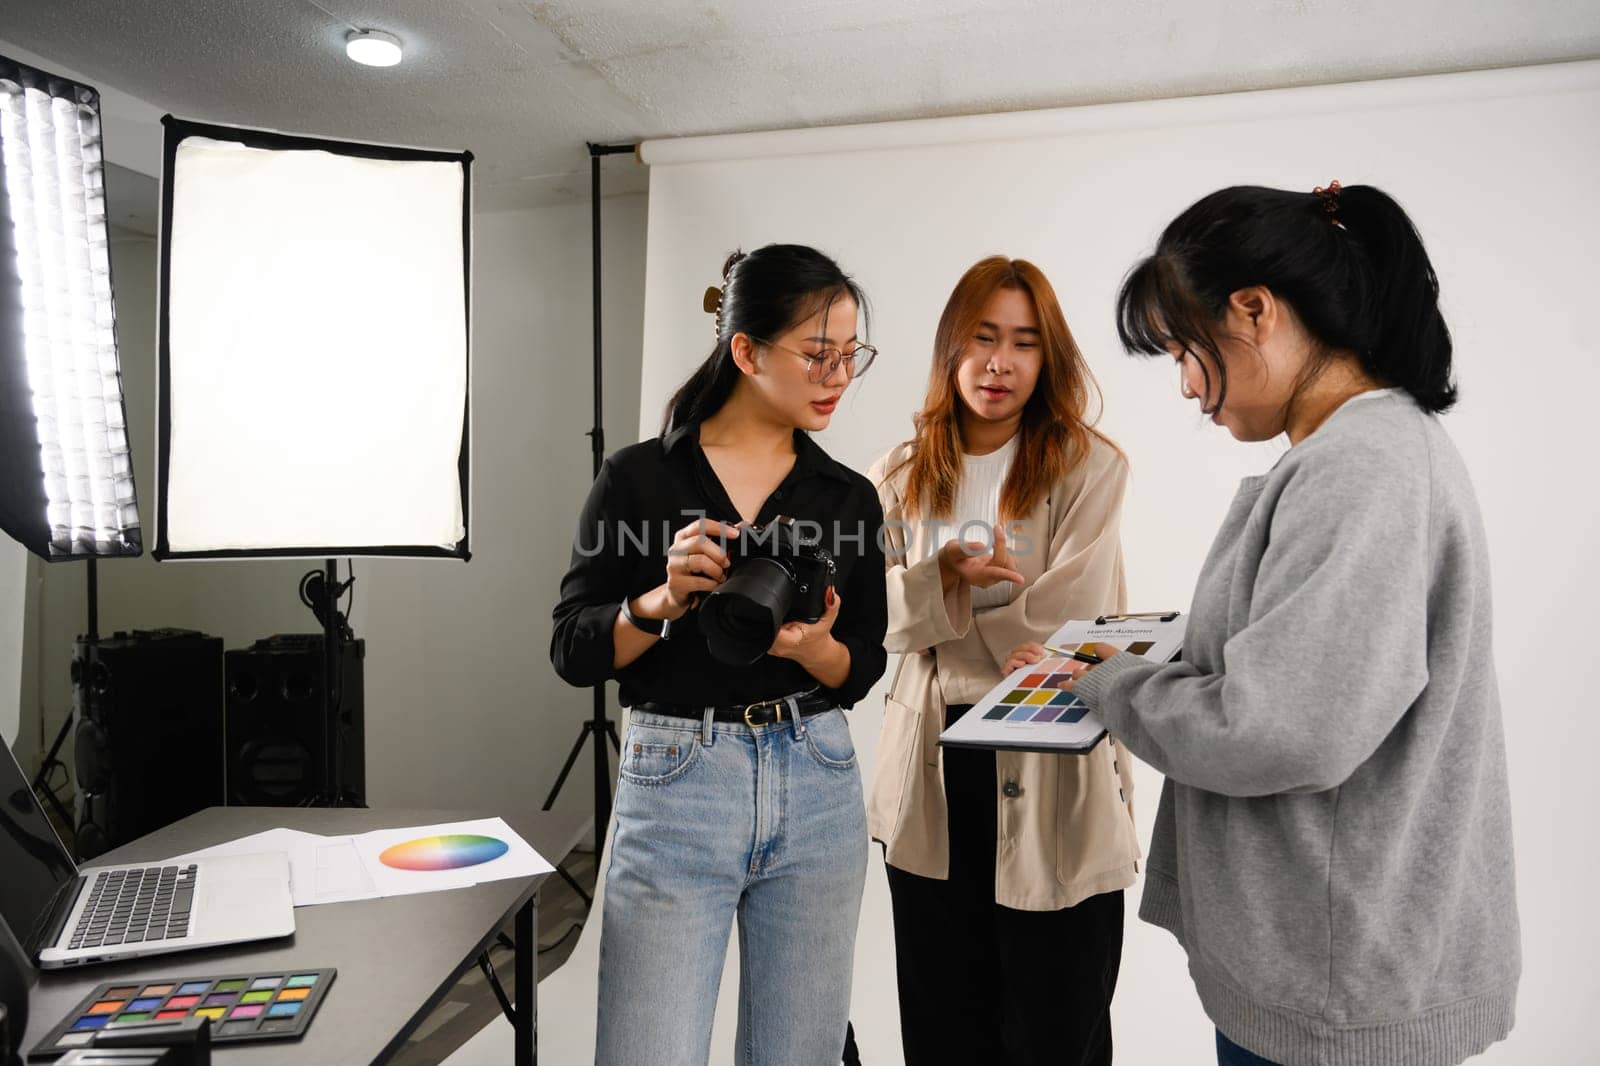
[1,742,294,970]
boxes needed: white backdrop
[630,61,1600,1065]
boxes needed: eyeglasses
[754,339,878,383]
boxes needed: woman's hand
[1055,642,1124,690]
[768,586,842,668]
[1002,640,1124,686]
[938,521,1024,591]
[768,587,851,689]
[616,519,739,665]
[1001,641,1048,675]
[637,518,741,622]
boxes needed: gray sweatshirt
[1075,389,1519,1066]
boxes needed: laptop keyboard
[67,864,198,951]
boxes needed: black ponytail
[1116,183,1457,413]
[661,244,867,435]
[1336,185,1456,411]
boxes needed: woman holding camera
[551,244,887,1066]
[868,256,1136,1066]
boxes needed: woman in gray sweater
[1005,183,1519,1066]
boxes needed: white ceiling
[4,0,1598,211]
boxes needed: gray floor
[389,847,599,1066]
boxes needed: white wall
[0,537,24,746]
[636,62,1600,1065]
[359,192,647,815]
[27,222,320,782]
[21,170,651,828]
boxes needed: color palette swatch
[31,968,334,1057]
[379,833,509,871]
[941,614,1187,755]
[978,642,1148,724]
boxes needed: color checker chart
[941,615,1186,754]
[983,641,1158,723]
[30,968,335,1057]
[982,648,1107,724]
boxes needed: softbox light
[155,117,471,559]
[0,55,140,561]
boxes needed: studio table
[22,806,582,1065]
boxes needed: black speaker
[72,629,225,861]
[225,635,365,806]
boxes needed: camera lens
[700,558,796,665]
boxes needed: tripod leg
[31,711,77,828]
[606,720,621,751]
[36,778,74,828]
[542,722,594,812]
[30,710,75,793]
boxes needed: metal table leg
[515,895,537,1066]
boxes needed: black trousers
[886,705,1124,1066]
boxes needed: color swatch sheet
[30,968,334,1058]
[170,818,552,907]
[939,615,1187,753]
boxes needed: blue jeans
[1217,1029,1281,1066]
[596,707,868,1066]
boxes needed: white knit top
[930,433,1018,612]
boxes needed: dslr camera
[699,516,836,665]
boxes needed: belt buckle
[742,699,782,728]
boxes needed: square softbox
[155,117,471,559]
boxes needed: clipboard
[938,612,1187,755]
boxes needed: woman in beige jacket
[867,257,1139,1066]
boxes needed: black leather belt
[632,692,835,727]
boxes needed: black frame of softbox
[151,116,473,561]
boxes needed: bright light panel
[158,125,470,558]
[346,31,403,68]
[0,64,140,558]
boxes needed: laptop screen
[0,742,76,950]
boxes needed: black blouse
[550,422,888,710]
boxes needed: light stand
[301,558,361,808]
[541,142,635,860]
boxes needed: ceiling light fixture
[345,29,403,68]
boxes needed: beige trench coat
[866,436,1141,911]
